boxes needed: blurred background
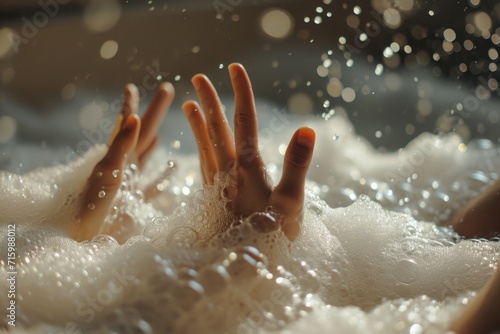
[0,0,498,154]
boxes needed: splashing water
[0,0,498,331]
[0,109,499,334]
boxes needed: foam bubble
[1,113,500,333]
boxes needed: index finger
[192,74,236,171]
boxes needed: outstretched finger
[75,114,141,241]
[272,127,315,240]
[182,101,217,184]
[108,84,139,146]
[137,82,175,155]
[274,127,315,208]
[228,63,262,168]
[192,74,235,172]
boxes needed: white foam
[1,113,499,333]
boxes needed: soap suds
[1,113,499,333]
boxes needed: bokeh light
[260,9,294,39]
[83,0,122,33]
[100,40,119,60]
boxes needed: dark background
[0,0,498,149]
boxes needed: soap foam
[1,113,499,334]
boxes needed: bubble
[100,40,119,60]
[260,9,294,39]
[197,264,230,295]
[224,247,262,283]
[91,234,118,245]
[393,259,418,284]
[247,212,279,233]
[410,324,424,334]
[306,202,323,215]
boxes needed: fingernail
[297,127,315,149]
[182,102,193,117]
[123,114,139,132]
[191,75,203,89]
[228,64,239,79]
[160,82,175,95]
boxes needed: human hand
[182,63,315,240]
[73,82,175,241]
[449,179,500,238]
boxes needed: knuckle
[235,109,250,126]
[285,146,310,169]
[207,118,221,137]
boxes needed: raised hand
[182,63,315,240]
[73,82,175,241]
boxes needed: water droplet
[197,264,230,295]
[248,212,279,233]
[91,234,118,245]
[88,203,96,210]
[332,134,339,141]
[96,172,103,178]
[112,169,120,178]
[394,259,418,284]
[307,202,323,215]
[98,190,106,198]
